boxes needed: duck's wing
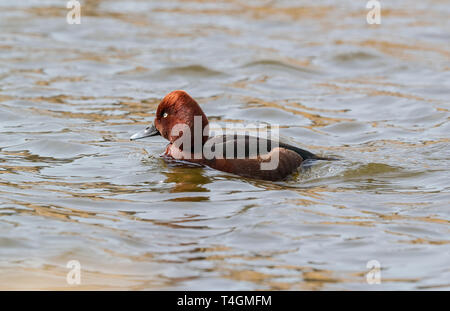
[200,139,303,181]
[206,134,322,160]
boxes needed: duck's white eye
[163,112,168,118]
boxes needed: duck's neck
[167,132,209,156]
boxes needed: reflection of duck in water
[131,90,332,181]
[162,162,211,197]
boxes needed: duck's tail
[278,142,339,161]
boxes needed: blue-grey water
[0,0,449,290]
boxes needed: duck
[131,90,331,181]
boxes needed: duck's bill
[130,124,160,140]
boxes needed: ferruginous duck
[131,90,331,181]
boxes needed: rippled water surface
[0,0,449,290]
